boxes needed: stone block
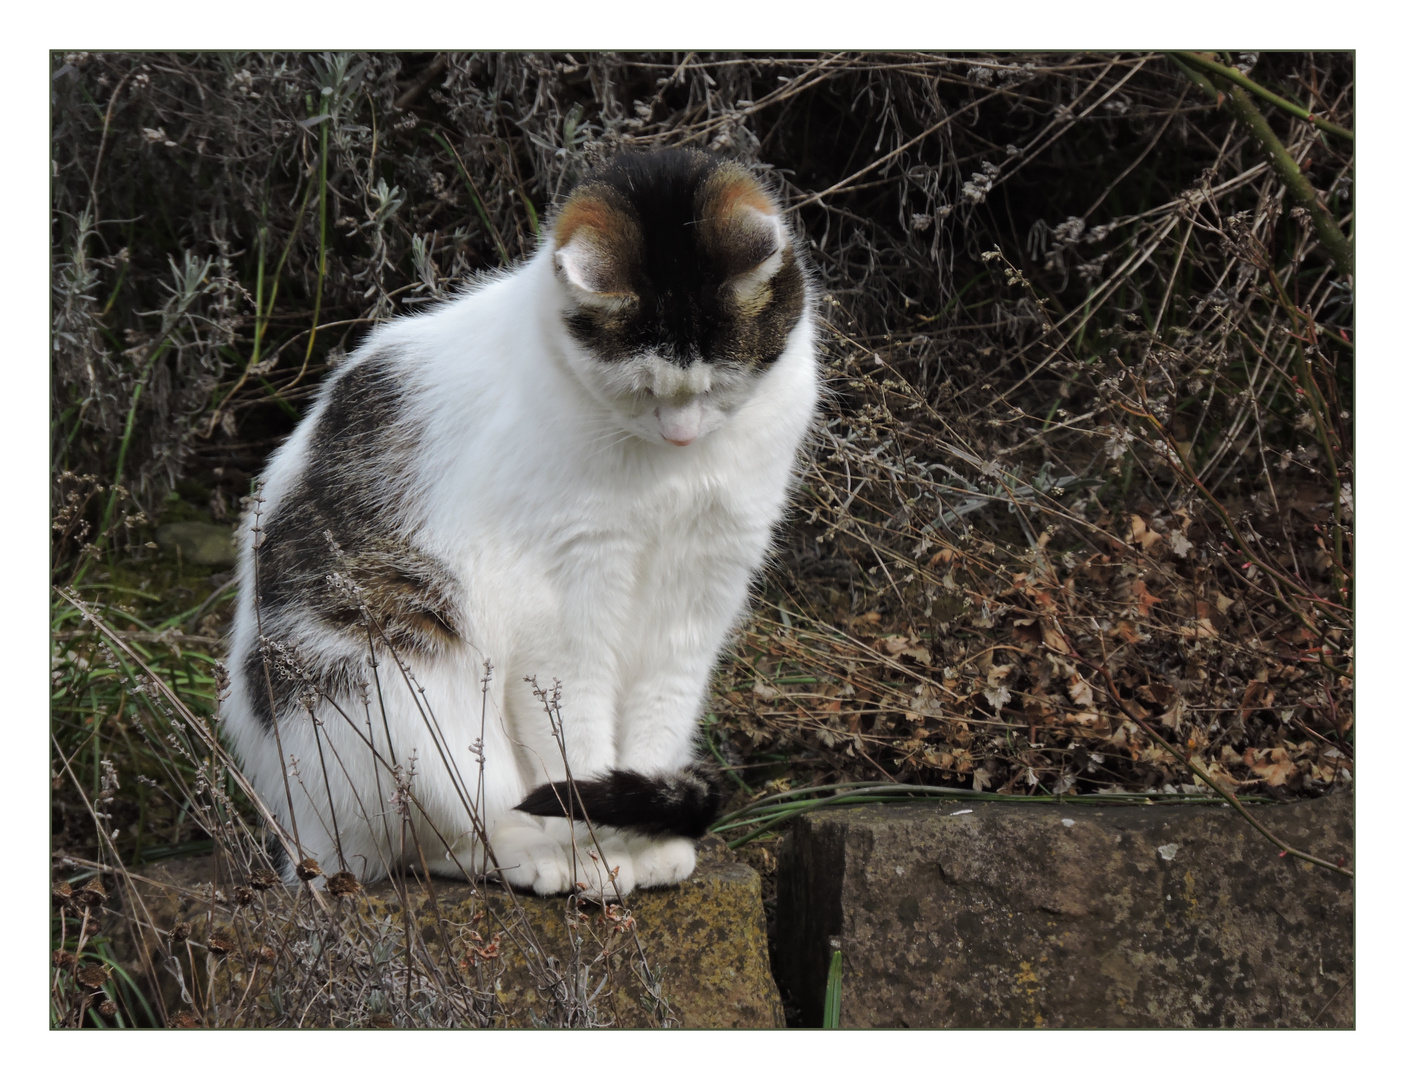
[774,795,1353,1028]
[155,522,238,566]
[117,837,783,1028]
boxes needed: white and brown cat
[223,149,819,896]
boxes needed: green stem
[1176,53,1353,277]
[204,183,314,429]
[1167,53,1218,99]
[710,783,1266,849]
[822,949,842,1029]
[1171,52,1353,142]
[433,131,510,266]
[87,341,168,579]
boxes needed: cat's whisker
[581,428,638,461]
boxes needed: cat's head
[549,149,809,447]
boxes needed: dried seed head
[248,868,280,891]
[76,962,110,990]
[233,885,255,907]
[52,949,78,970]
[168,1011,200,1029]
[73,878,108,908]
[51,881,74,907]
[367,1013,394,1029]
[97,999,118,1019]
[249,944,277,963]
[171,920,192,943]
[206,931,236,955]
[325,871,362,898]
[294,857,322,881]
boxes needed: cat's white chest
[493,452,759,632]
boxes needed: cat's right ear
[552,193,640,313]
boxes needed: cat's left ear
[700,167,791,312]
[552,192,640,312]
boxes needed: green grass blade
[823,948,842,1029]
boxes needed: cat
[223,148,819,896]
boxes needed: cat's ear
[552,192,640,312]
[700,167,791,313]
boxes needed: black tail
[515,765,724,839]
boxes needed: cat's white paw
[488,823,581,895]
[625,834,697,889]
[541,820,636,899]
[488,821,638,896]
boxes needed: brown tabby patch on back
[243,639,362,732]
[245,351,462,729]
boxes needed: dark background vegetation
[50,52,1353,1027]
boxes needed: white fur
[223,239,819,896]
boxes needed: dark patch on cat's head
[551,149,808,369]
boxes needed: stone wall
[111,796,1353,1028]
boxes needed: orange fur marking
[553,193,621,246]
[704,169,778,222]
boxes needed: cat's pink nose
[655,402,702,446]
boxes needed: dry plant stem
[393,53,449,111]
[349,637,491,1007]
[1181,53,1353,278]
[85,66,137,230]
[54,587,333,915]
[266,611,571,991]
[1262,269,1349,597]
[996,55,1155,194]
[790,87,1003,212]
[249,509,306,862]
[51,737,172,1027]
[1076,639,1351,878]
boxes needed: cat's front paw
[488,823,583,895]
[541,819,636,899]
[624,834,697,889]
[489,821,638,897]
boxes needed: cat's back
[255,265,543,508]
